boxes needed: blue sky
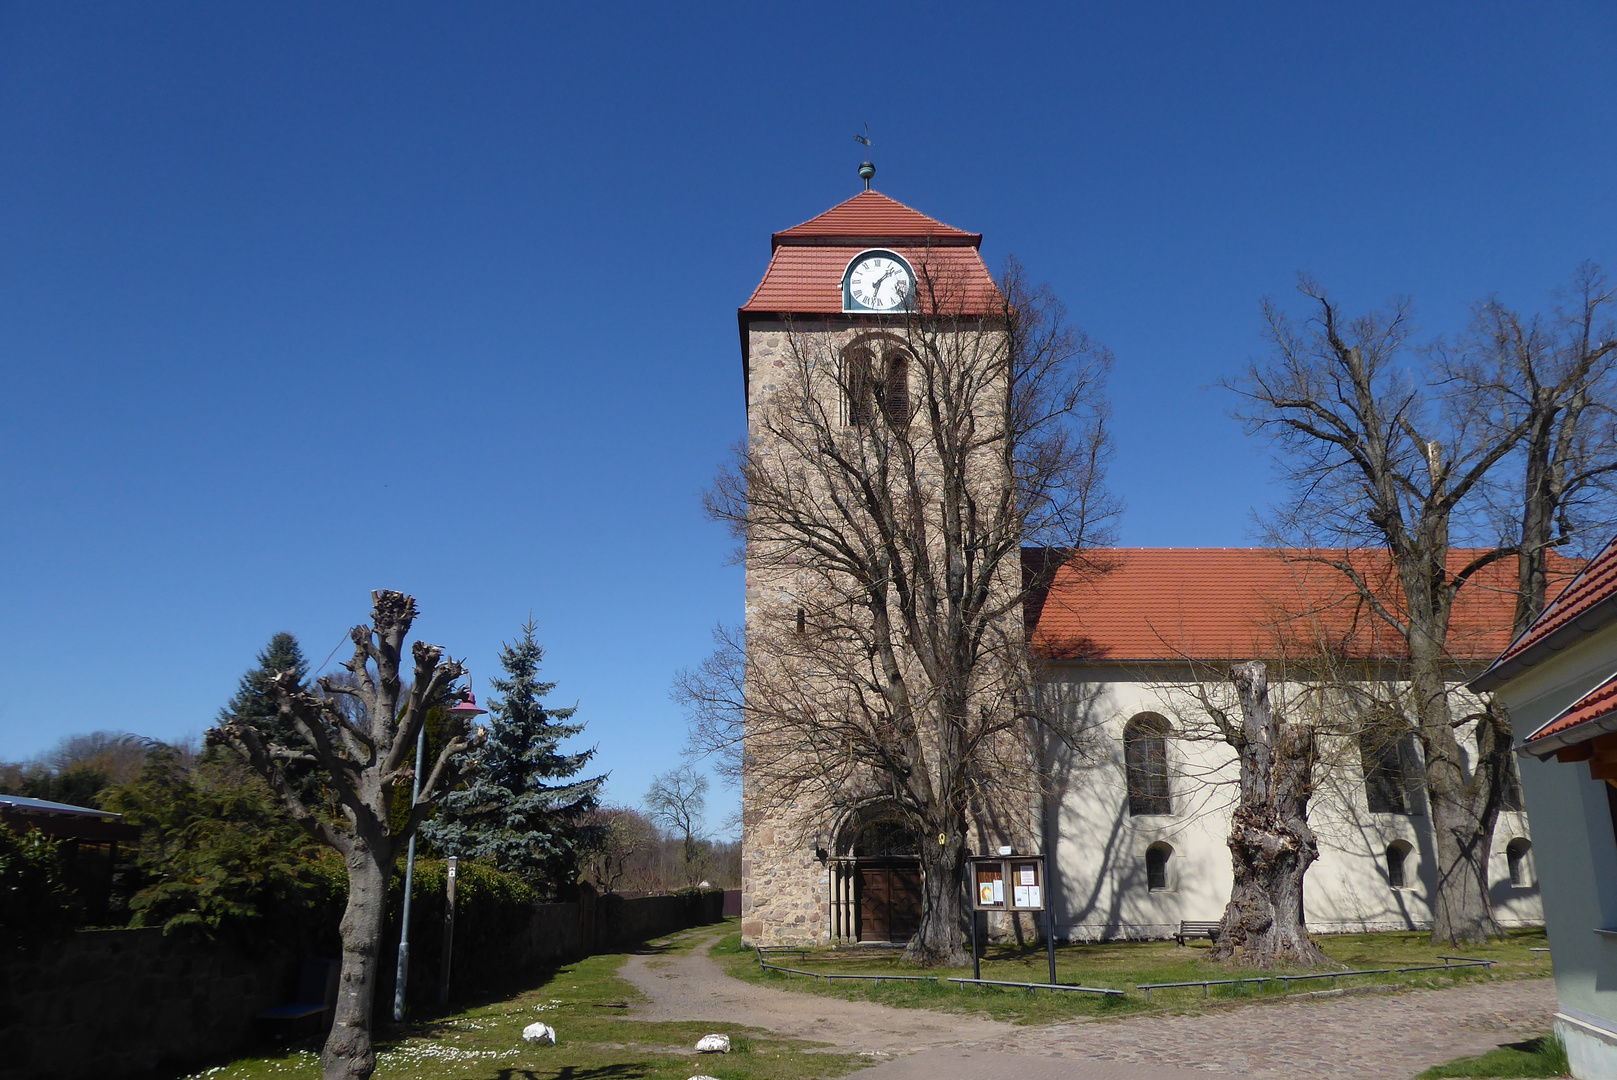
[2,3,1613,831]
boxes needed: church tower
[735,179,1037,951]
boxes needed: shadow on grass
[1415,1034,1569,1078]
[487,1068,655,1080]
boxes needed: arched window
[842,338,910,428]
[1360,729,1410,814]
[1506,838,1533,888]
[1124,714,1172,816]
[1145,842,1172,892]
[1386,840,1412,890]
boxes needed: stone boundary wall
[0,889,725,1080]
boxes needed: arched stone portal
[829,807,923,944]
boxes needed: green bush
[101,748,341,945]
[386,857,541,999]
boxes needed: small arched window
[1386,840,1412,890]
[842,339,910,428]
[1124,714,1172,816]
[1506,838,1533,888]
[1145,842,1172,892]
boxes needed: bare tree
[1442,263,1617,631]
[579,805,657,894]
[705,258,1115,964]
[646,765,708,867]
[673,622,745,785]
[208,591,481,1080]
[1230,275,1615,944]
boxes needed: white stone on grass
[521,1022,556,1046]
[695,1034,730,1054]
[688,1075,722,1080]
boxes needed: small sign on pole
[440,856,458,1006]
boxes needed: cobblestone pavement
[625,926,1558,1079]
[993,977,1557,1078]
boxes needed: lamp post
[392,686,485,1022]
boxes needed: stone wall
[0,889,726,1080]
[740,811,828,945]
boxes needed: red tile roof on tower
[1472,533,1617,691]
[741,191,1000,321]
[771,191,981,248]
[1030,548,1573,664]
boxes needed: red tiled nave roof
[1031,547,1572,664]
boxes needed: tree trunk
[1213,662,1329,968]
[323,837,392,1080]
[907,838,968,966]
[1410,650,1502,946]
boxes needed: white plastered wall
[1040,664,1543,941]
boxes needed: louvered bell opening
[881,351,910,425]
[844,349,875,428]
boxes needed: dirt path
[619,925,1014,1055]
[624,925,1560,1079]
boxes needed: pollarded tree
[421,621,604,893]
[704,258,1116,964]
[209,591,480,1080]
[1190,662,1328,967]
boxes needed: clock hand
[872,268,895,301]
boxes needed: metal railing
[948,977,1123,997]
[1137,956,1495,1002]
[756,946,1494,1003]
[755,948,940,985]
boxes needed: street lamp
[393,685,485,1022]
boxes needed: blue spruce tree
[421,621,604,893]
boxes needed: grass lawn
[181,927,869,1080]
[1416,1035,1569,1078]
[716,927,1553,1026]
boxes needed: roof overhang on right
[1468,533,1617,761]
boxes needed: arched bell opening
[827,804,923,945]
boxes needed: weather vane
[855,123,875,190]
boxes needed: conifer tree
[421,621,604,892]
[218,634,316,801]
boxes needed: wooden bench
[1174,921,1222,946]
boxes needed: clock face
[845,252,914,312]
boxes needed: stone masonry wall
[743,322,826,945]
[739,811,829,945]
[739,320,1030,946]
